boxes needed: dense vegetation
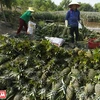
[32,11,100,22]
[0,21,100,100]
[1,0,100,23]
[0,0,100,12]
[0,10,100,25]
[0,0,100,100]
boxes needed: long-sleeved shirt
[65,9,80,27]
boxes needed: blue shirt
[65,9,80,27]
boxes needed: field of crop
[0,10,100,27]
[33,11,100,22]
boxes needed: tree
[0,0,13,22]
[57,5,64,11]
[0,0,19,22]
[0,0,14,9]
[60,0,71,10]
[79,3,94,11]
[13,0,34,12]
[32,0,57,11]
[94,3,100,12]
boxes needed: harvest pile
[35,22,87,41]
[0,22,100,100]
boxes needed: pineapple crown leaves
[47,90,56,99]
[58,78,66,94]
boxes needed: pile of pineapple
[0,33,100,100]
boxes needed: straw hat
[28,7,34,12]
[68,1,80,8]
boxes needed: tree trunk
[0,2,7,22]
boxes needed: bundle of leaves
[0,34,100,100]
[35,22,70,42]
[35,22,88,42]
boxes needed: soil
[0,21,17,35]
[0,21,27,37]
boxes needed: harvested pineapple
[84,83,94,96]
[85,50,92,58]
[95,84,100,97]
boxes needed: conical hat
[28,7,34,12]
[68,1,80,8]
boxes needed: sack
[78,22,82,29]
[45,37,65,47]
[27,21,36,34]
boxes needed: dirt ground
[0,21,17,35]
[0,21,28,37]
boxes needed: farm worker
[16,7,35,34]
[65,1,80,43]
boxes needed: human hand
[78,21,82,29]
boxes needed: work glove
[78,20,82,29]
[65,20,68,27]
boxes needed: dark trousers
[16,18,28,34]
[70,26,79,43]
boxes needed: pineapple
[95,84,100,97]
[71,68,80,77]
[78,50,85,56]
[74,47,80,53]
[88,69,96,80]
[13,93,23,100]
[66,85,74,100]
[85,83,94,96]
[85,50,92,58]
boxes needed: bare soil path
[0,21,16,34]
